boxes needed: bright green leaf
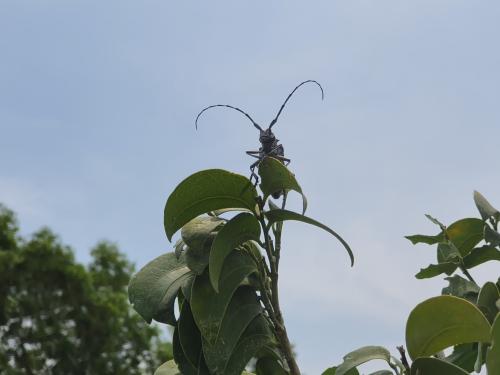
[181,216,224,250]
[191,252,258,345]
[265,209,354,266]
[410,357,469,375]
[477,282,500,323]
[463,245,500,269]
[406,295,491,359]
[258,157,307,214]
[203,287,262,374]
[164,169,257,240]
[128,252,193,325]
[335,346,391,375]
[474,191,500,221]
[415,262,457,279]
[486,314,500,375]
[154,360,181,375]
[442,275,480,303]
[209,213,261,292]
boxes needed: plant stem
[460,264,478,286]
[258,195,301,374]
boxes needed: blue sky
[1,1,499,373]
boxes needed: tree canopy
[0,204,172,374]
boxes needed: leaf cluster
[128,157,353,374]
[328,192,500,374]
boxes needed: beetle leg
[246,150,261,159]
[249,160,261,185]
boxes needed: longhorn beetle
[195,80,324,198]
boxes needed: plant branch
[257,194,301,375]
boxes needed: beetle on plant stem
[195,80,324,197]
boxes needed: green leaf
[178,301,202,368]
[335,346,391,375]
[184,242,212,275]
[415,262,457,279]
[486,314,500,375]
[410,357,469,375]
[224,314,275,375]
[181,216,224,250]
[258,157,307,214]
[445,344,479,373]
[164,169,258,241]
[321,367,359,375]
[154,360,181,375]
[209,213,261,292]
[173,325,197,375]
[128,252,193,325]
[202,287,263,374]
[446,218,485,257]
[484,225,500,247]
[191,252,258,345]
[405,233,443,245]
[405,295,491,359]
[255,357,288,375]
[442,275,480,303]
[368,371,393,375]
[477,282,500,323]
[265,209,354,266]
[463,245,500,269]
[474,191,500,221]
[437,242,461,263]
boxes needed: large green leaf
[164,169,258,240]
[209,213,261,292]
[265,209,354,266]
[258,157,307,214]
[415,262,457,279]
[203,287,263,374]
[474,190,500,221]
[477,282,500,323]
[224,314,275,375]
[181,216,224,249]
[191,252,258,345]
[154,360,181,375]
[463,245,500,269]
[441,275,480,303]
[486,314,500,375]
[128,252,193,325]
[405,295,491,359]
[335,346,391,375]
[410,357,469,375]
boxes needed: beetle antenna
[195,104,263,131]
[269,80,324,129]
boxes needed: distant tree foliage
[0,204,172,374]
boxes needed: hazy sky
[1,1,499,374]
